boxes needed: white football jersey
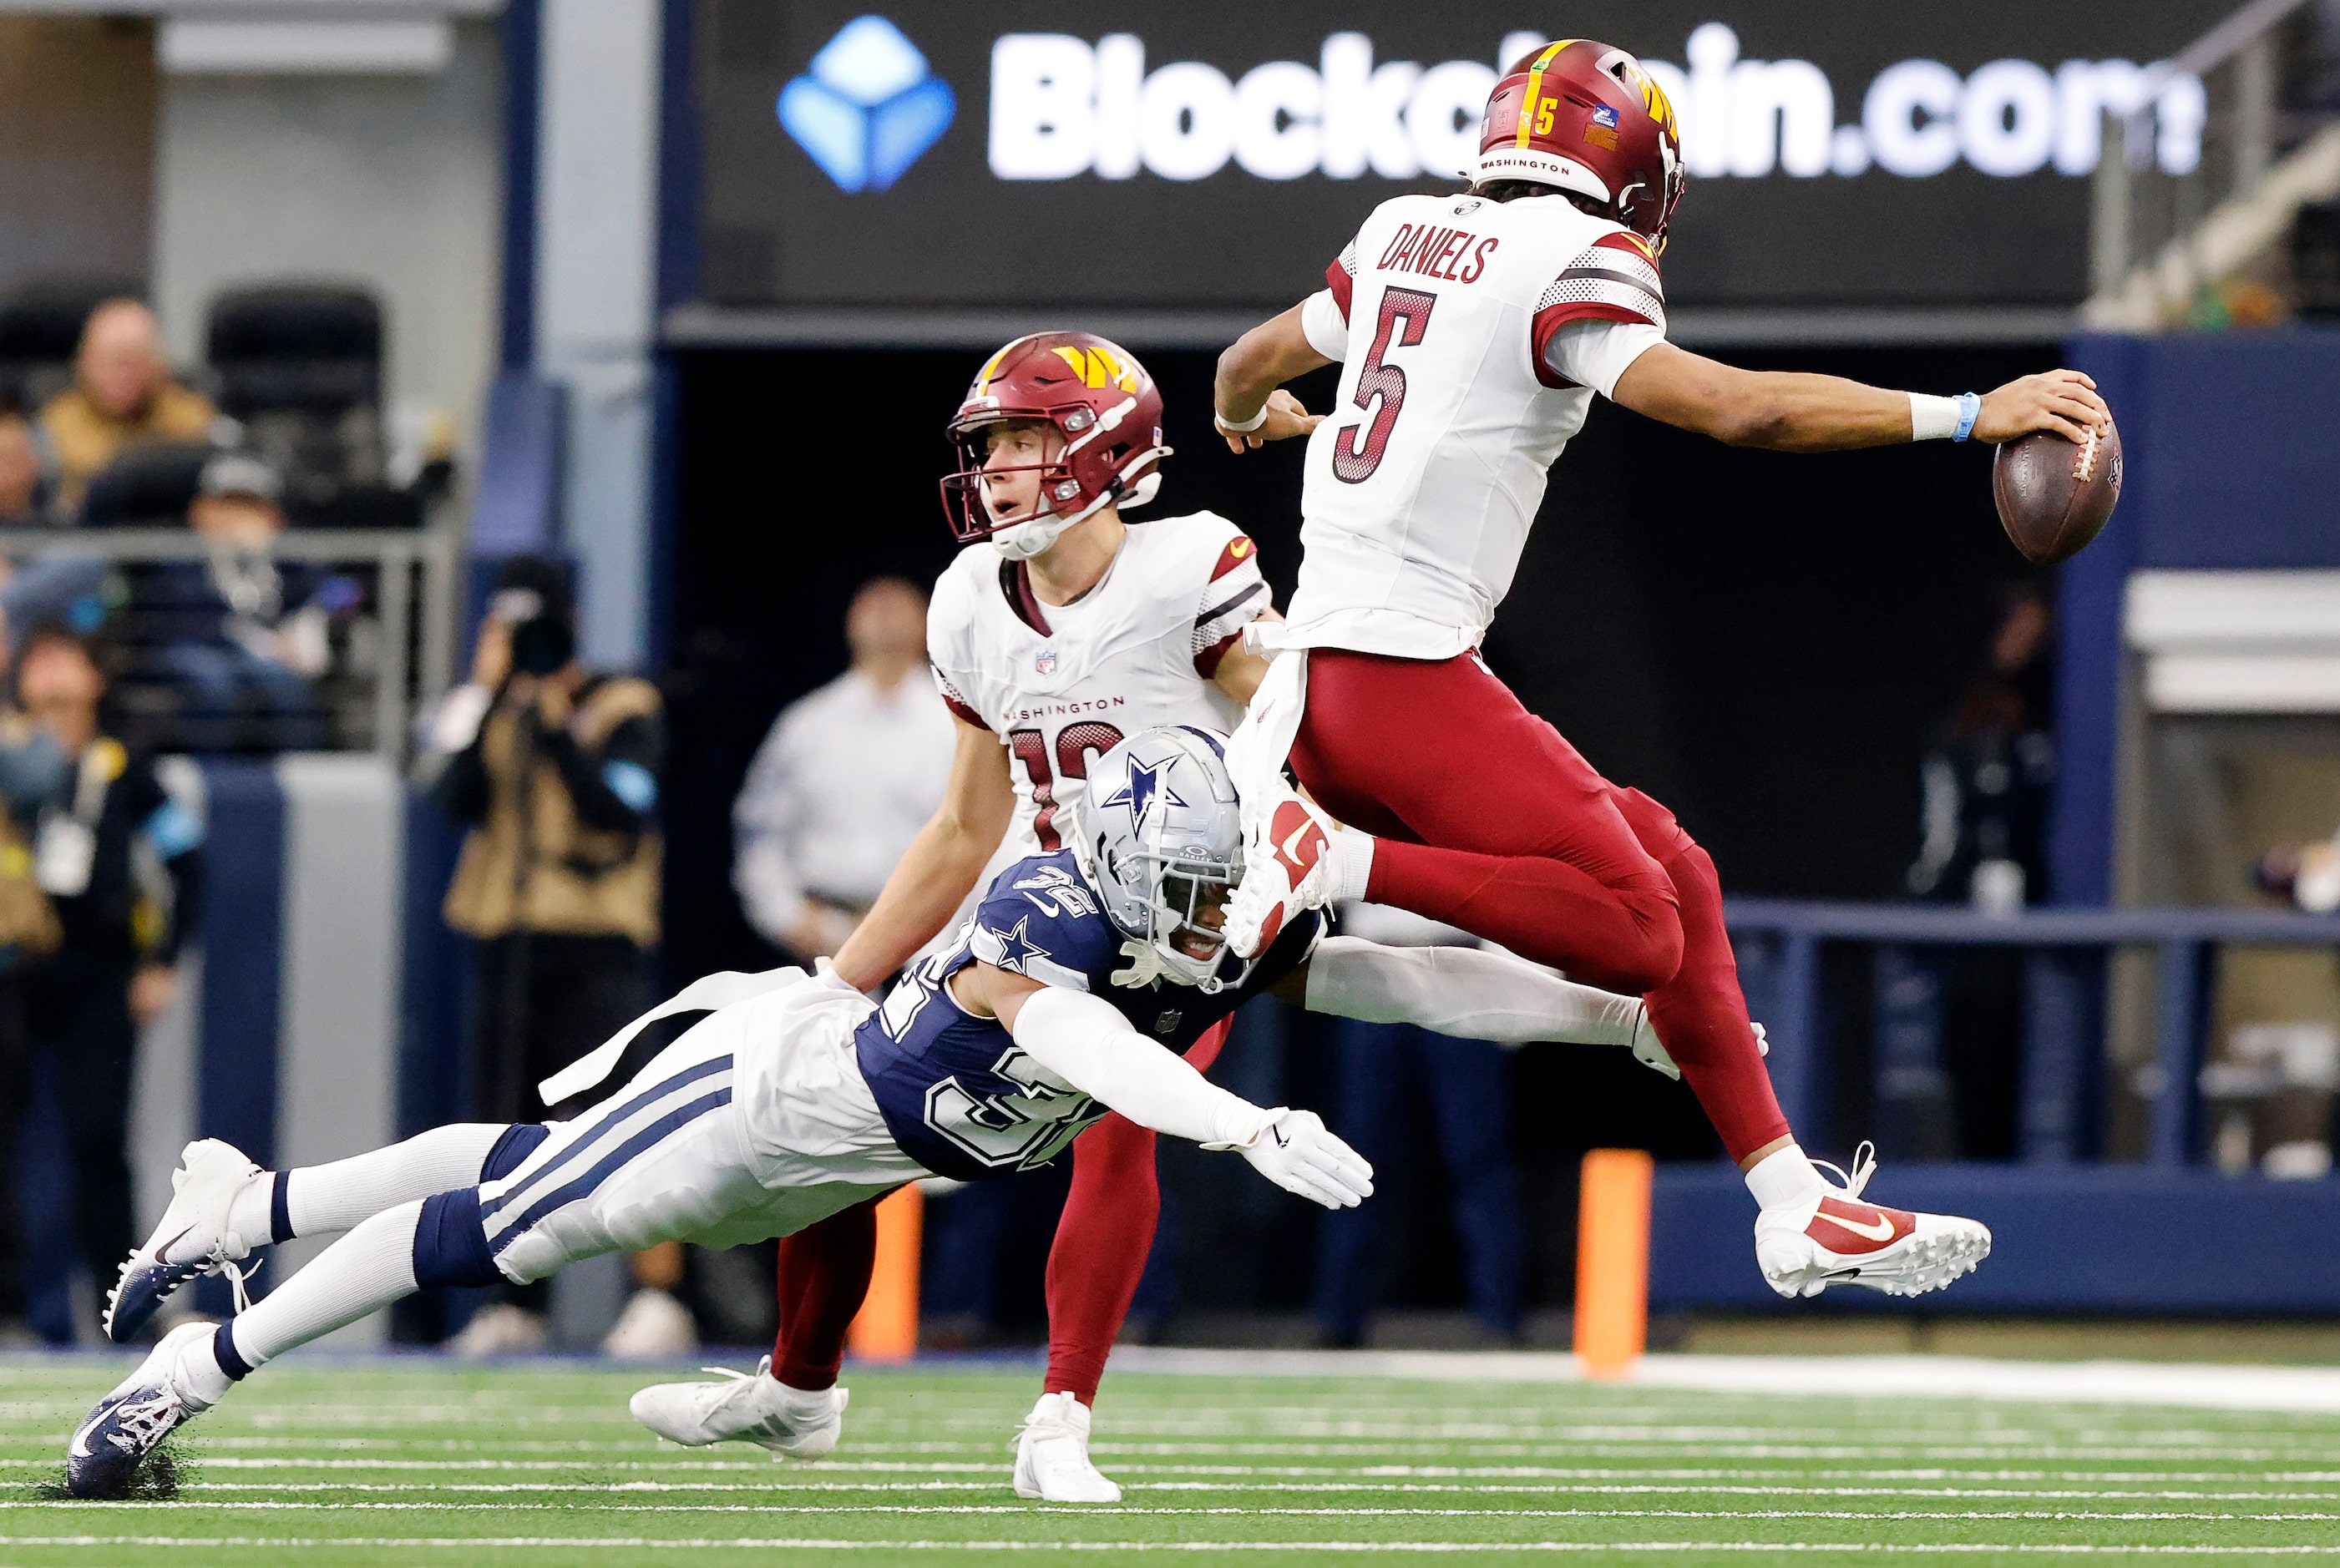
[1282,190,1669,660]
[927,512,1269,867]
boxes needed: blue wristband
[1951,392,1982,443]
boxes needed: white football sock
[240,1124,513,1243]
[172,1327,232,1410]
[1743,1143,1828,1210]
[225,1201,423,1373]
[1328,827,1375,903]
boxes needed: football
[1992,417,2123,564]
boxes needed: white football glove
[1628,1006,1767,1080]
[1233,1110,1374,1210]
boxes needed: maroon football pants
[1288,647,1789,1164]
[773,1019,1232,1404]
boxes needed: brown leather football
[1992,417,2122,565]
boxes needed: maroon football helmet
[1474,39,1685,252]
[940,332,1170,550]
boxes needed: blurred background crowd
[7,0,2340,1355]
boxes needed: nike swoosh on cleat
[68,1405,112,1460]
[1819,1210,1897,1243]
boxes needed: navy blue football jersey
[853,852,1323,1182]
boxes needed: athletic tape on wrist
[1216,402,1269,433]
[1908,392,1963,442]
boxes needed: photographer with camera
[422,556,673,1355]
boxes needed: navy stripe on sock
[270,1171,293,1245]
[213,1321,252,1381]
[488,1087,732,1258]
[480,1123,550,1182]
[479,1055,732,1222]
[413,1188,500,1289]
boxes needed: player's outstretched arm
[1213,305,1330,452]
[829,716,1015,991]
[1610,342,2110,453]
[1275,934,1643,1047]
[970,964,1373,1209]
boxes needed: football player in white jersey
[1210,39,2110,1304]
[637,331,1556,1500]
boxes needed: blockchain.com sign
[695,2,2237,311]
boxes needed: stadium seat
[0,276,140,414]
[77,440,213,529]
[205,283,414,527]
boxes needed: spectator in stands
[38,301,220,510]
[733,577,952,961]
[13,625,204,1323]
[1311,904,1526,1349]
[134,453,339,751]
[1906,583,2056,911]
[0,409,53,526]
[0,693,71,1340]
[425,558,676,1358]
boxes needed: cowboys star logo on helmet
[1098,757,1185,833]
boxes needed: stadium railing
[1726,898,2340,1166]
[1649,898,2340,1314]
[0,524,462,761]
[2089,0,2340,328]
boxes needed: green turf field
[6,1352,2340,1565]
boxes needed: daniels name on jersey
[926,513,1269,858]
[1284,190,1669,660]
[853,852,1322,1183]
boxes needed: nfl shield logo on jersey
[1035,648,1057,675]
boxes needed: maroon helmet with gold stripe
[940,331,1169,549]
[1474,39,1685,252]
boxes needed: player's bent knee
[412,1187,502,1289]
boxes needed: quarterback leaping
[1211,39,2089,1300]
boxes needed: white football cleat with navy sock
[629,1358,848,1459]
[104,1140,275,1343]
[66,1322,227,1498]
[1750,1141,1992,1299]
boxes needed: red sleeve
[1324,238,1358,321]
[1529,231,1665,390]
[1193,631,1242,679]
[932,664,990,731]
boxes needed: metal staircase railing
[2089,0,2340,329]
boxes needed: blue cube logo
[777,16,955,193]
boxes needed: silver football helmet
[1072,725,1247,992]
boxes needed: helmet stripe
[1517,39,1577,148]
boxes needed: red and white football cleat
[1754,1144,1991,1300]
[1225,786,1340,959]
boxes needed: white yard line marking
[11,1501,2340,1524]
[152,1479,2340,1503]
[11,1536,2340,1555]
[1106,1348,2340,1418]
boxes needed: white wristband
[1216,402,1269,433]
[1908,392,1963,442]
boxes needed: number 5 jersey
[926,513,1271,869]
[1283,189,1674,662]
